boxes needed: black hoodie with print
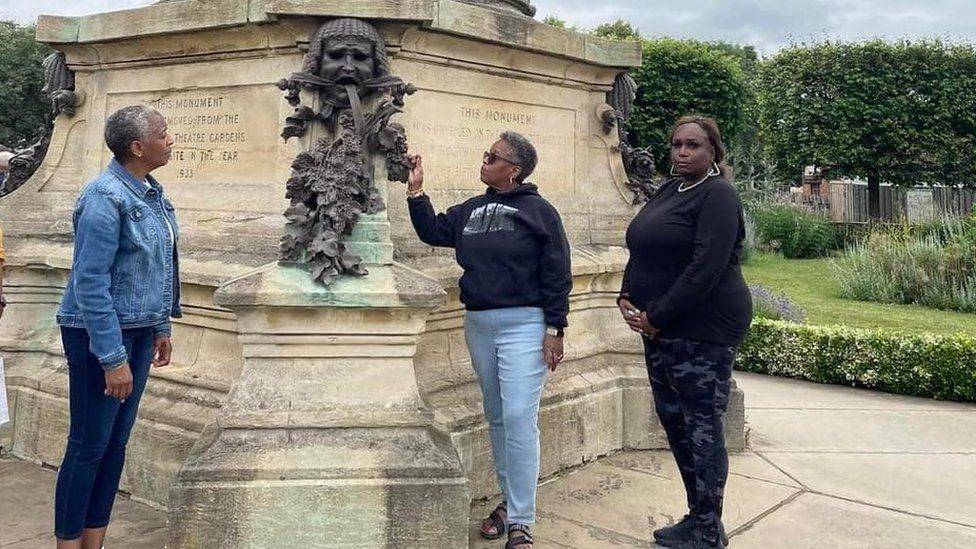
[408,183,572,328]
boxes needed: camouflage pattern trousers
[643,336,735,541]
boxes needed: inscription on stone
[403,90,576,191]
[107,86,281,187]
[150,93,245,181]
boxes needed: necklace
[677,174,711,193]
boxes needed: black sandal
[480,500,507,540]
[506,525,533,548]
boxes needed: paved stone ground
[2,372,975,548]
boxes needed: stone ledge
[36,0,640,69]
[265,0,436,20]
[401,244,629,290]
[1,239,258,288]
[214,262,447,309]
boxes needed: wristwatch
[546,326,564,337]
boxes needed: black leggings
[644,336,735,541]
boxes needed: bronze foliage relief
[277,18,415,285]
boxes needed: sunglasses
[483,151,518,166]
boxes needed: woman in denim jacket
[54,105,180,548]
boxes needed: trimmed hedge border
[736,319,976,402]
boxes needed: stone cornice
[35,0,640,68]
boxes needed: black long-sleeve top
[408,183,572,328]
[620,176,752,346]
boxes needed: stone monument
[0,1,745,547]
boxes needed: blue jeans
[54,326,154,540]
[465,306,548,527]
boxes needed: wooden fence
[791,183,976,223]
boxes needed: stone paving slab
[730,492,976,549]
[604,448,801,489]
[746,409,976,453]
[532,460,800,543]
[0,458,168,549]
[764,452,976,527]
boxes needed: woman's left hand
[543,333,564,372]
[152,336,172,367]
[626,311,659,338]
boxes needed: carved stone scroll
[604,71,658,203]
[0,52,78,198]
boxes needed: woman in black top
[406,131,572,549]
[618,116,751,549]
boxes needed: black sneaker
[654,516,728,547]
[653,514,696,547]
[671,528,728,549]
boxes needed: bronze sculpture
[276,18,416,285]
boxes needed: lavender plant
[749,284,806,323]
[833,213,976,313]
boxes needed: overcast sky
[2,0,972,54]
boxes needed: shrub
[753,203,839,258]
[834,214,976,313]
[749,284,805,323]
[737,319,976,402]
[626,38,748,171]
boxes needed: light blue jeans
[465,306,548,527]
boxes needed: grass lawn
[741,252,976,337]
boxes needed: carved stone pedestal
[167,263,469,549]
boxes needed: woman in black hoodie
[406,131,571,549]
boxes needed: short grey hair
[104,105,161,161]
[500,131,538,183]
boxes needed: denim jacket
[57,159,182,369]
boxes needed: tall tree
[759,40,976,217]
[624,38,749,176]
[705,43,764,188]
[0,20,53,148]
[592,19,640,41]
[541,15,567,28]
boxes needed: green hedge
[737,319,976,402]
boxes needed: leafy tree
[624,38,749,177]
[541,14,584,33]
[706,43,759,75]
[542,15,567,28]
[704,43,765,189]
[0,20,53,148]
[759,40,976,217]
[592,19,640,41]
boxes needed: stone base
[166,263,470,548]
[0,255,746,529]
[445,364,746,500]
[169,426,468,548]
